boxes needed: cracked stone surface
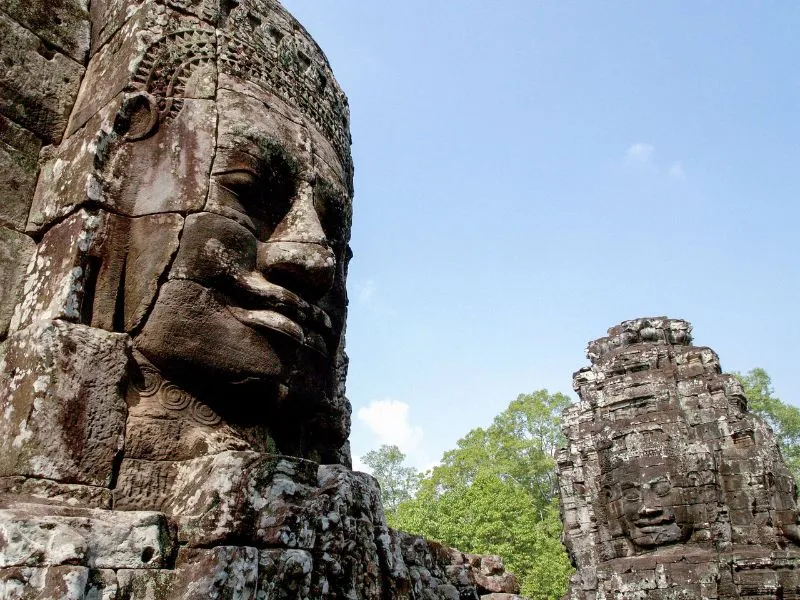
[0,12,85,145]
[0,320,128,487]
[0,228,35,339]
[558,317,800,599]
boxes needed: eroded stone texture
[0,456,522,599]
[0,320,128,486]
[0,12,85,145]
[0,0,91,64]
[0,565,112,600]
[558,317,800,599]
[0,477,112,510]
[0,504,174,569]
[10,209,125,333]
[26,98,118,233]
[0,228,35,339]
[0,115,41,232]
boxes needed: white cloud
[357,398,423,453]
[668,161,686,181]
[355,279,377,306]
[626,142,655,165]
[624,143,688,182]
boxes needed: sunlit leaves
[392,390,574,599]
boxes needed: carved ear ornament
[124,15,352,175]
[118,92,161,141]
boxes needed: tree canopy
[736,368,800,481]
[361,444,422,518]
[392,391,574,599]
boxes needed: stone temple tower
[558,317,800,599]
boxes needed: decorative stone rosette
[133,363,221,427]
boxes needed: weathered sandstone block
[0,0,90,64]
[0,320,128,486]
[11,210,113,332]
[0,228,35,339]
[0,13,84,144]
[0,503,175,569]
[0,116,41,232]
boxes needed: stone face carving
[558,317,800,599]
[0,0,523,597]
[9,0,354,470]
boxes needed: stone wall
[0,455,522,599]
[0,0,88,340]
[558,317,800,599]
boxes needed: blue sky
[282,1,800,471]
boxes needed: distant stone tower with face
[558,318,800,599]
[0,1,527,598]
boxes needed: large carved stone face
[605,455,707,550]
[2,0,354,462]
[129,87,351,400]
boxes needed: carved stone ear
[117,92,160,141]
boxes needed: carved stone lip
[223,270,333,354]
[226,296,332,356]
[634,518,676,531]
[228,306,303,339]
[239,310,329,356]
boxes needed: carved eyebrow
[213,167,259,177]
[647,477,670,484]
[227,128,286,154]
[254,136,296,165]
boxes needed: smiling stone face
[606,457,698,549]
[133,88,351,395]
[0,0,355,466]
[114,12,355,461]
[560,318,800,598]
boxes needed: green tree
[393,391,574,600]
[735,368,800,480]
[361,444,422,521]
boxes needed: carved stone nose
[258,182,336,301]
[638,504,662,517]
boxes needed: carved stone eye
[256,139,298,203]
[313,180,349,245]
[216,150,296,236]
[623,487,641,502]
[653,480,672,497]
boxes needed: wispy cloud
[626,142,655,165]
[624,143,687,182]
[356,279,377,306]
[668,161,686,181]
[357,398,423,453]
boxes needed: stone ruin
[5,0,798,598]
[0,0,523,597]
[558,317,800,599]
